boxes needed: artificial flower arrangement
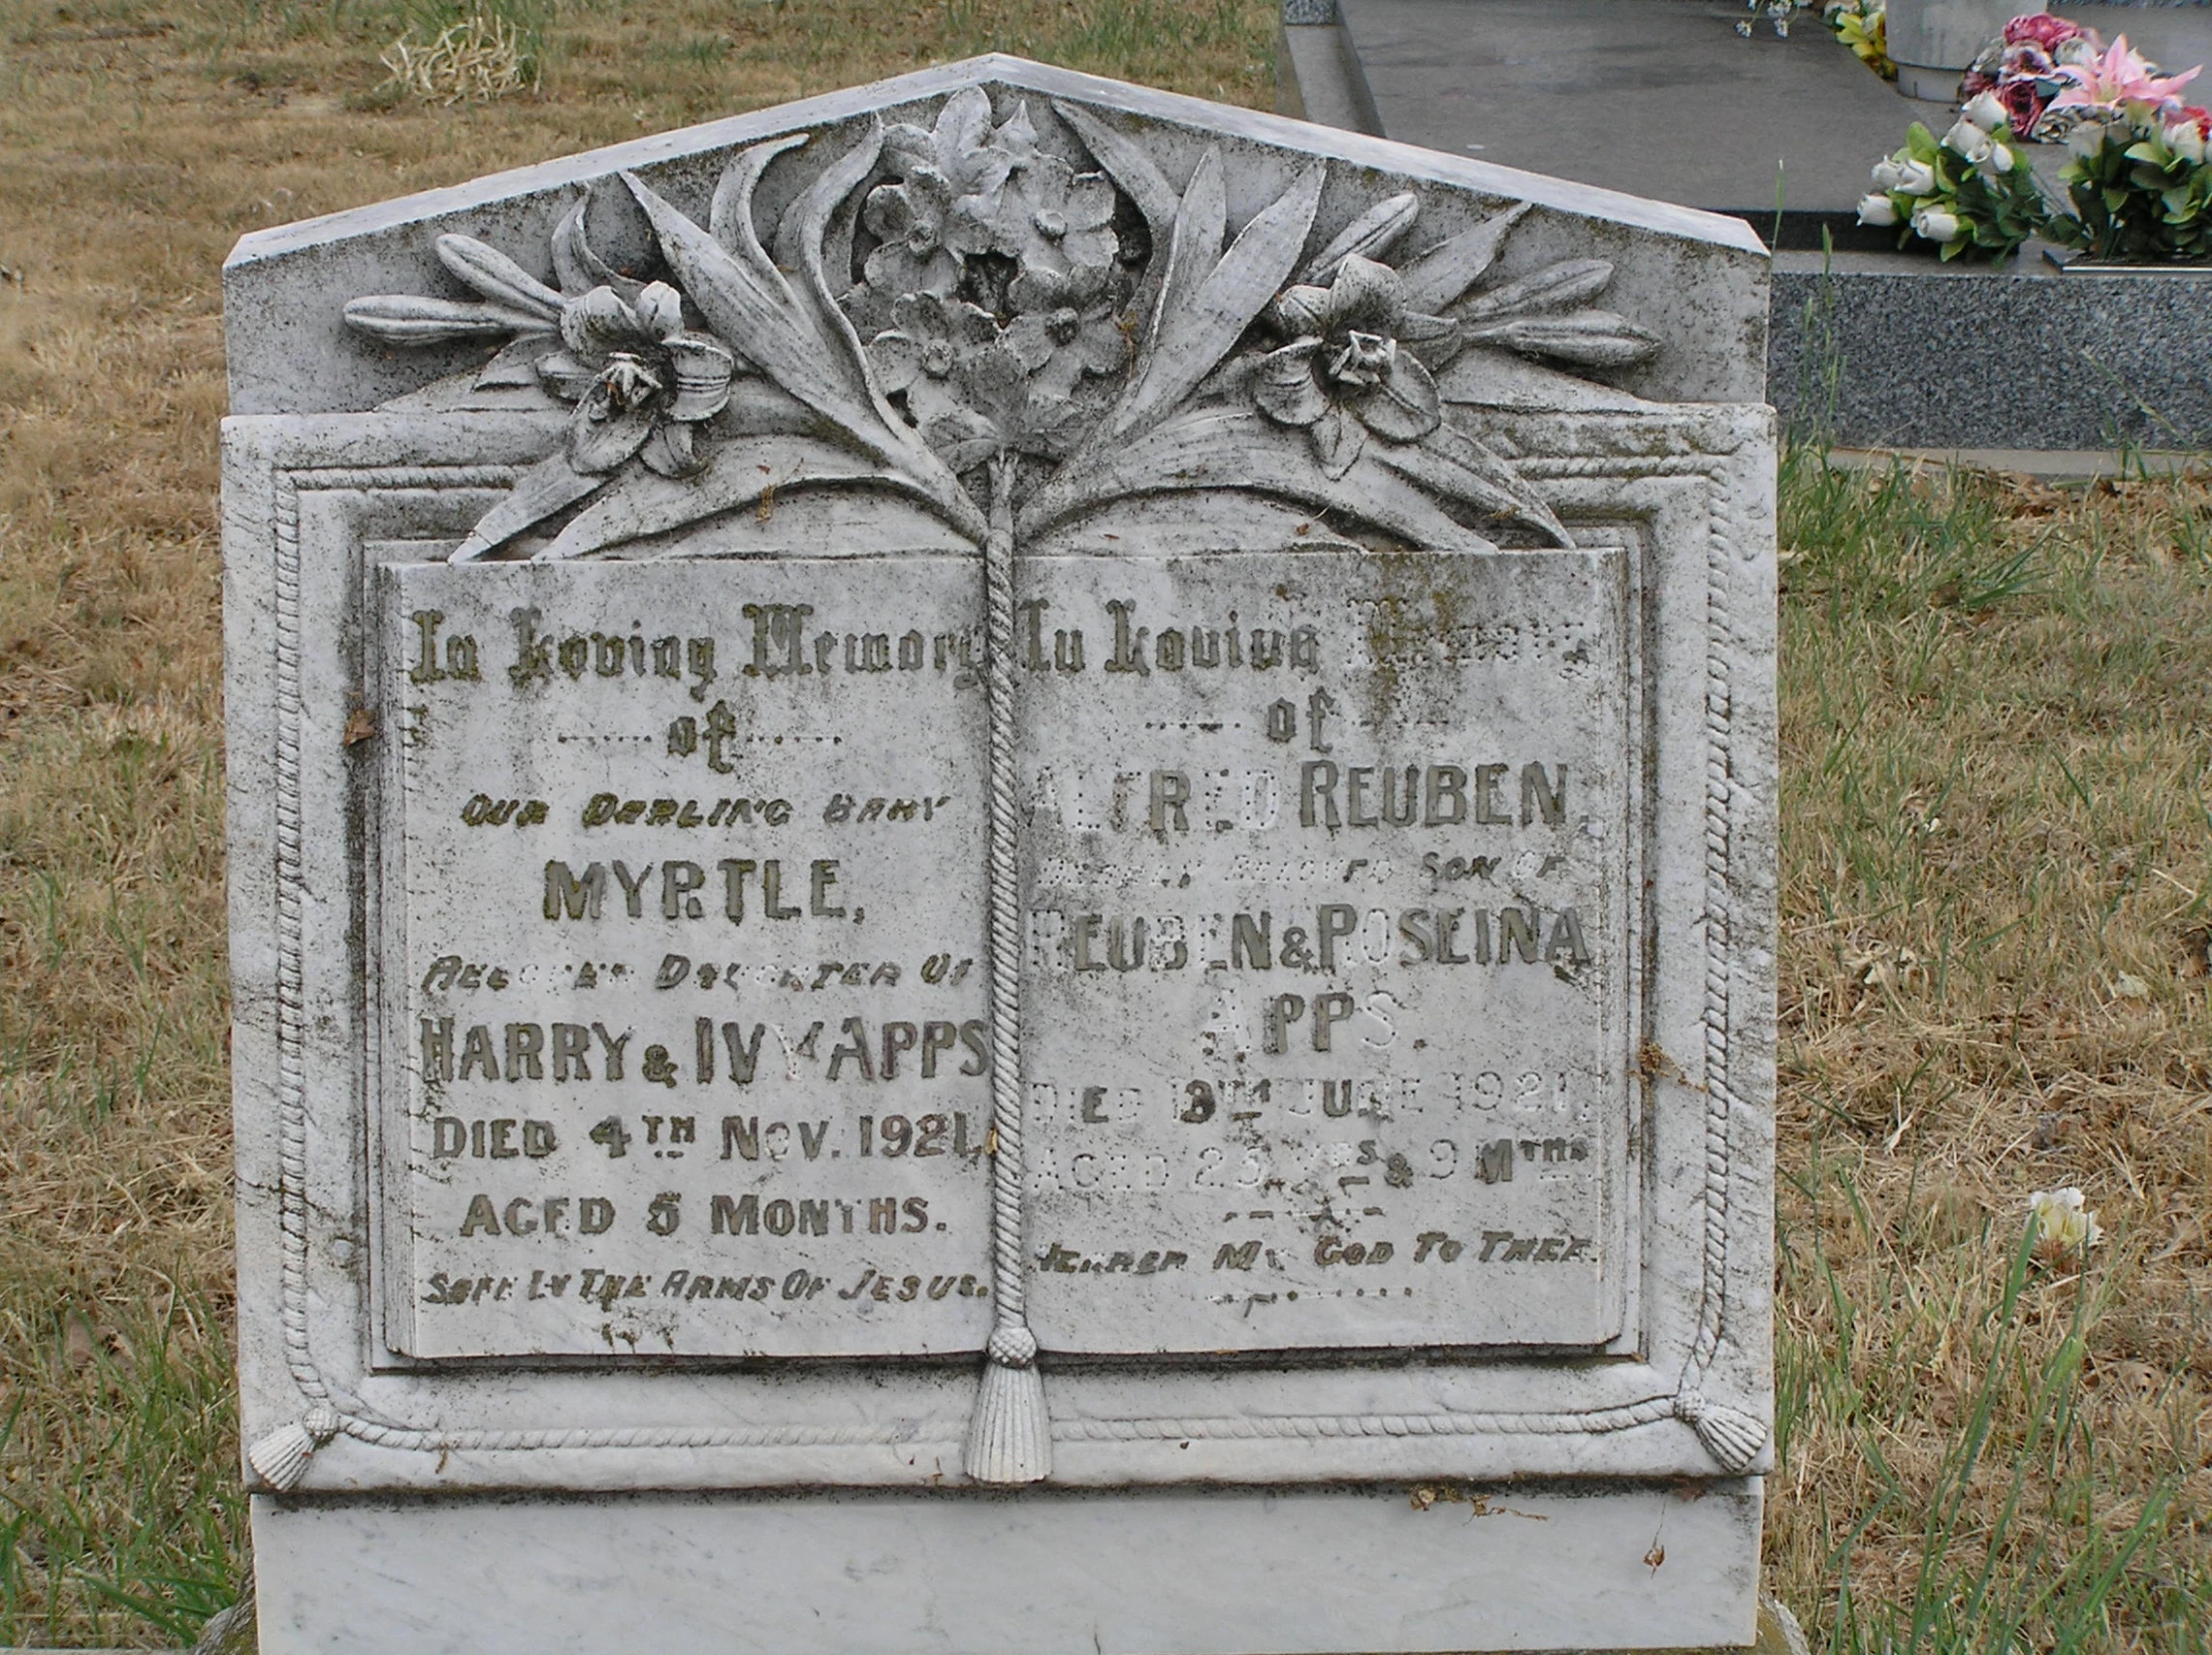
[1824,0,1893,81]
[2055,104,2212,263]
[1858,14,2212,263]
[1856,93,2051,259]
[1963,13,2202,142]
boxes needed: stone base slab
[251,1483,1763,1654]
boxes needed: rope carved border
[247,448,1766,1490]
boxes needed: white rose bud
[1871,157,1907,190]
[1944,119,1995,164]
[1964,91,2009,133]
[1981,142,2016,174]
[2168,121,2209,165]
[1912,204,1963,243]
[1857,192,1899,226]
[1896,159,1938,194]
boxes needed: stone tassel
[247,1406,341,1491]
[966,1324,1050,1485]
[963,455,1050,1486]
[1674,1390,1765,1475]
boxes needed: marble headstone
[222,56,1776,1654]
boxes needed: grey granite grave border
[1278,7,2212,453]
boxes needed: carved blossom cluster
[340,88,1668,561]
[843,91,1129,470]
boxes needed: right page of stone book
[1017,538,1637,1356]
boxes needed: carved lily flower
[534,282,735,478]
[1254,254,1455,480]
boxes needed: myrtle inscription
[379,557,995,1359]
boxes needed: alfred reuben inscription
[1019,546,1633,1353]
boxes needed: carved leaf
[1371,418,1570,546]
[535,435,939,561]
[634,182,895,459]
[771,118,897,413]
[435,234,565,322]
[771,119,882,331]
[1395,200,1532,314]
[1113,158,1324,438]
[1464,308,1660,368]
[1051,99,1178,245]
[631,162,985,542]
[449,452,613,562]
[1298,191,1420,285]
[1455,258,1615,322]
[474,335,558,390]
[550,195,645,302]
[1137,145,1223,370]
[343,294,554,343]
[1434,345,1658,411]
[709,133,809,257]
[1021,408,1496,553]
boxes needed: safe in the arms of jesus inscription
[223,57,1774,1504]
[383,545,1629,1363]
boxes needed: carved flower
[919,339,1088,473]
[1253,255,1455,480]
[534,283,735,478]
[857,166,994,311]
[866,291,1003,425]
[845,88,1022,337]
[1005,263,1129,396]
[974,153,1117,278]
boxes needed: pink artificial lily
[2050,35,2202,114]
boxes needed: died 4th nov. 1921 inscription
[379,546,1634,1362]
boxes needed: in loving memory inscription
[387,547,1630,1359]
[225,57,1774,1654]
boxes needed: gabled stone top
[224,54,1767,420]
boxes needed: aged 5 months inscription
[378,558,993,1360]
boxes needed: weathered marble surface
[222,53,1775,1652]
[250,1484,1765,1654]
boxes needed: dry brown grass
[1766,458,2212,1650]
[0,0,2208,1647]
[0,0,1277,1643]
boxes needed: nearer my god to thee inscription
[222,55,1777,1655]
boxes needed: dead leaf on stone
[1644,1542,1666,1570]
[342,707,376,747]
